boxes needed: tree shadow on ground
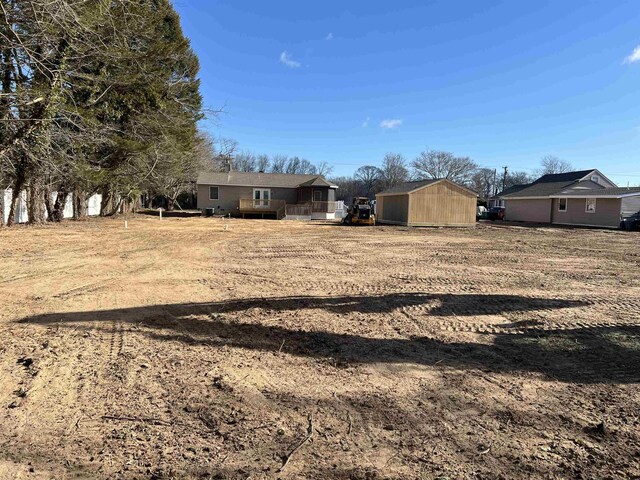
[17,293,639,384]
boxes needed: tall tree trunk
[51,188,68,222]
[26,177,46,224]
[73,190,88,220]
[43,185,53,221]
[104,196,123,216]
[100,187,112,216]
[7,164,26,226]
[0,186,4,227]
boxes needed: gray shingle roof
[501,169,601,198]
[197,171,335,188]
[377,178,477,196]
[377,179,441,195]
[502,180,584,198]
[552,187,640,197]
[492,184,529,199]
[297,176,334,187]
[531,170,596,184]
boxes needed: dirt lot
[0,215,639,479]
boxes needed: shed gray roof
[551,187,640,198]
[197,171,336,188]
[377,179,440,195]
[377,178,478,197]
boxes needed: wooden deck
[239,199,337,219]
[239,199,286,219]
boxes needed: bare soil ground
[0,216,639,479]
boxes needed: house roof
[491,184,528,199]
[531,170,596,184]
[550,187,640,198]
[376,178,478,197]
[502,180,588,198]
[501,169,604,199]
[296,176,335,187]
[197,171,336,189]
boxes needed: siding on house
[622,196,640,217]
[407,181,476,226]
[196,185,298,213]
[570,180,607,190]
[505,199,552,223]
[296,187,335,203]
[377,195,409,225]
[551,198,621,228]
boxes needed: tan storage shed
[376,179,477,227]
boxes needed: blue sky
[174,1,640,184]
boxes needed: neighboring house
[495,169,640,228]
[196,171,338,220]
[549,187,640,228]
[376,179,477,227]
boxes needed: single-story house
[375,179,477,227]
[196,171,338,220]
[549,187,640,228]
[493,169,640,228]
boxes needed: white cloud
[624,45,640,64]
[279,51,301,68]
[380,118,403,129]
[325,32,334,40]
[362,116,370,128]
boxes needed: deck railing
[285,204,311,216]
[239,199,336,216]
[239,198,286,211]
[311,201,337,213]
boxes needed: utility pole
[493,169,497,196]
[502,166,508,193]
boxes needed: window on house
[591,175,600,184]
[585,198,596,213]
[558,198,567,212]
[209,186,219,200]
[313,190,323,202]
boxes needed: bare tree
[270,155,287,173]
[329,175,360,201]
[412,150,478,185]
[506,171,533,188]
[257,154,270,172]
[540,155,572,175]
[315,161,333,177]
[196,131,218,173]
[380,153,409,189]
[285,157,301,174]
[469,168,497,200]
[283,157,316,174]
[233,152,257,172]
[354,165,382,197]
[210,137,238,171]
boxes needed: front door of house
[253,188,270,208]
